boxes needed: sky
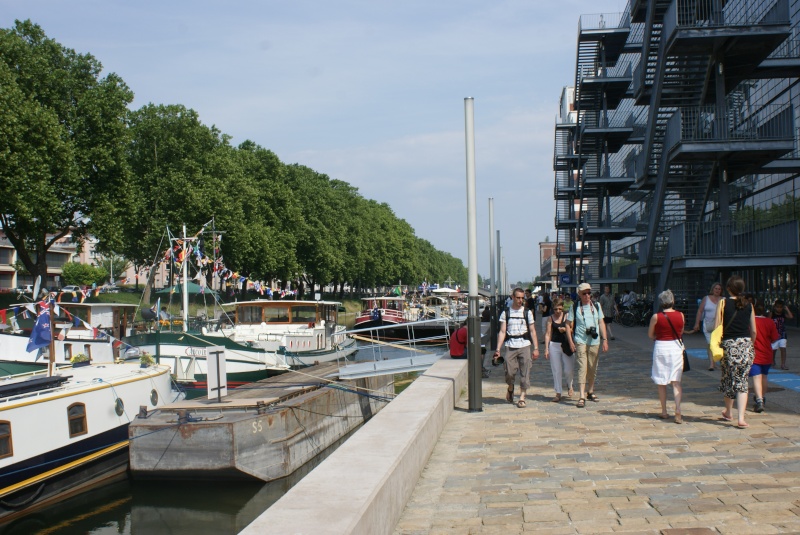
[1,0,627,286]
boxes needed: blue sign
[560,274,571,285]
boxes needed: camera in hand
[586,326,598,339]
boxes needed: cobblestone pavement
[394,326,800,534]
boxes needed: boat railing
[340,318,453,364]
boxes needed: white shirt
[499,307,534,349]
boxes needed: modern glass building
[553,0,799,314]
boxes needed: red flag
[0,309,6,324]
[113,340,122,349]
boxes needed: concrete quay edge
[240,355,468,535]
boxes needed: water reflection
[3,426,348,535]
[0,343,427,535]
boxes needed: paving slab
[394,325,800,534]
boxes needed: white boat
[0,361,178,522]
[124,299,357,395]
[0,302,138,375]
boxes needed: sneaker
[754,398,764,413]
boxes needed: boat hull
[0,363,177,522]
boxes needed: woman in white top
[692,282,723,371]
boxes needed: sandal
[674,413,683,424]
[587,392,599,402]
[567,388,574,398]
[551,394,561,403]
[576,398,585,408]
[506,388,514,404]
[658,413,669,419]
[517,399,527,408]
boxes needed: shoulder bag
[663,312,689,372]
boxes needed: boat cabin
[223,300,340,326]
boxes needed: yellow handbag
[709,324,724,361]
[709,299,737,362]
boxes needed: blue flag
[26,312,52,352]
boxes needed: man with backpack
[568,282,609,408]
[493,287,539,407]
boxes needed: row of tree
[0,21,467,294]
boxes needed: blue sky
[1,0,626,286]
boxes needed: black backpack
[503,306,534,342]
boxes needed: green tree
[61,262,106,286]
[93,254,130,284]
[0,20,134,282]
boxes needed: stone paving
[394,325,800,534]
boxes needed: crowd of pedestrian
[480,277,793,428]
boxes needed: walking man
[568,282,609,408]
[599,285,617,340]
[493,287,539,408]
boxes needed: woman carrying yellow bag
[715,275,757,429]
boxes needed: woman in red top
[750,301,780,413]
[648,289,686,424]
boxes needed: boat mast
[182,224,189,332]
[47,297,55,376]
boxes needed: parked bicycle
[619,299,654,327]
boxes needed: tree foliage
[1,21,467,293]
[0,20,133,281]
[61,262,107,287]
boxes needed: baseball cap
[577,282,592,293]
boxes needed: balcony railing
[664,0,788,40]
[578,12,631,32]
[667,220,800,258]
[664,103,794,154]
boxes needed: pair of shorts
[772,339,787,350]
[749,363,771,377]
[603,317,613,325]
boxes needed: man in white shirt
[493,288,539,408]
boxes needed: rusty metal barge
[128,362,393,482]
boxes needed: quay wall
[240,355,468,535]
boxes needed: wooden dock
[128,362,394,482]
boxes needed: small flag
[26,312,51,352]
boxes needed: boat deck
[150,361,341,412]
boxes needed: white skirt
[651,340,683,385]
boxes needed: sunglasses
[581,291,591,295]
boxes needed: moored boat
[124,299,357,396]
[0,302,138,375]
[354,296,417,331]
[0,361,178,523]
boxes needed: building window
[0,422,12,459]
[68,403,87,437]
[64,343,73,362]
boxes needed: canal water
[2,339,444,535]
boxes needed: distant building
[539,239,567,291]
[0,231,95,289]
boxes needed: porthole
[114,398,124,416]
[150,389,159,406]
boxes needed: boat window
[291,306,317,323]
[264,306,290,323]
[68,403,87,438]
[237,306,263,324]
[62,307,89,329]
[0,422,12,459]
